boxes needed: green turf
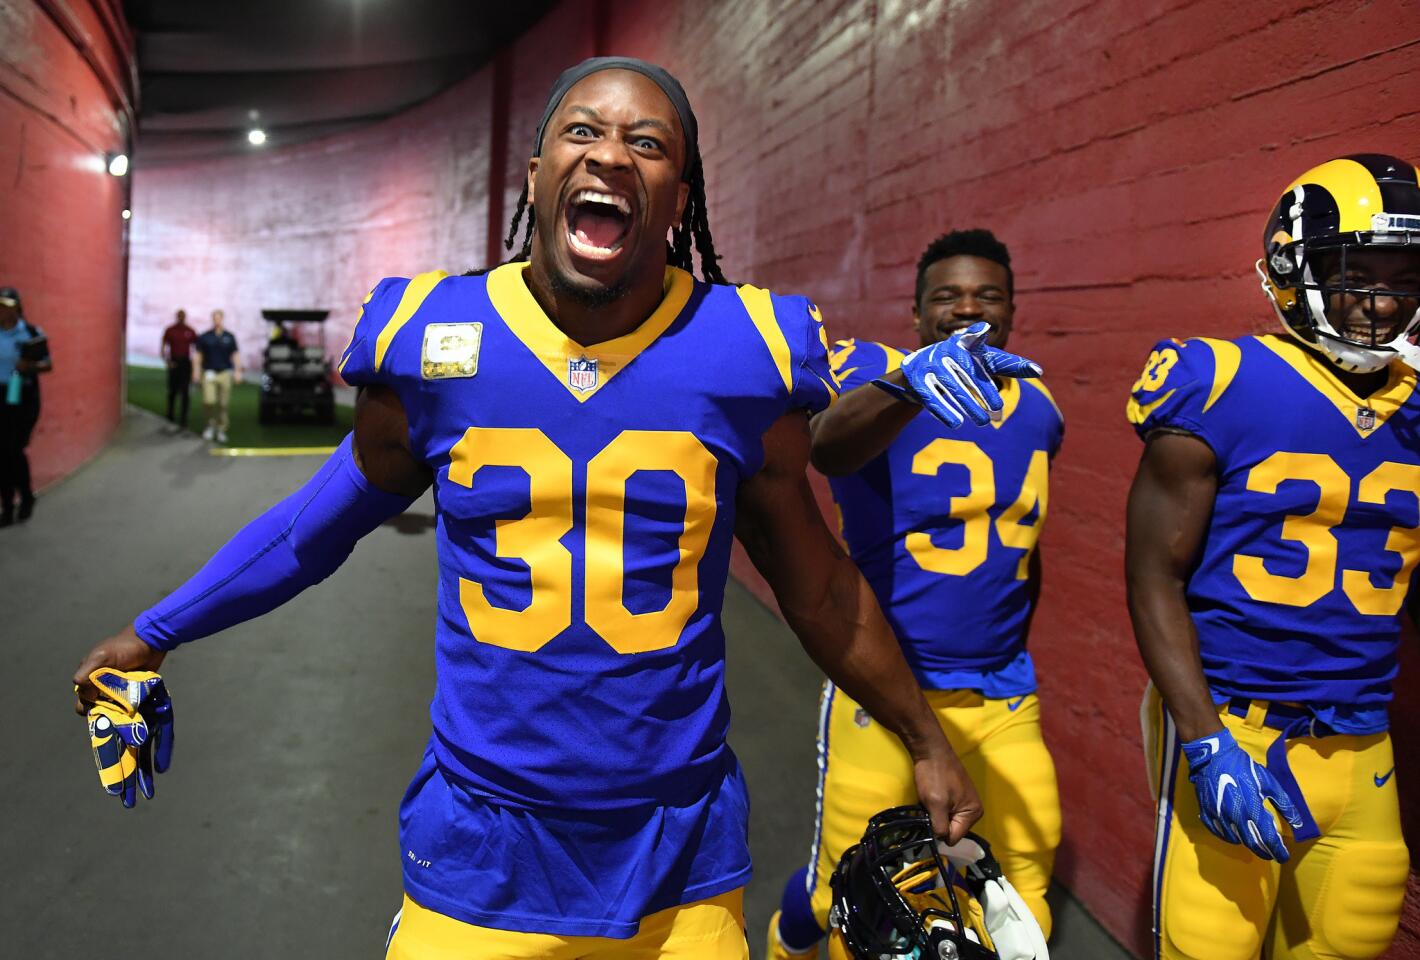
[127,365,354,448]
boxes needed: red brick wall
[125,1,1420,954]
[0,0,133,490]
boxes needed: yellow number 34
[447,427,718,655]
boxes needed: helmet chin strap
[1305,328,1393,373]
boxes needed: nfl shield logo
[568,356,598,393]
[853,707,871,729]
[1357,406,1376,431]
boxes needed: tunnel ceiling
[123,0,555,165]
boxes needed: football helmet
[828,806,1049,960]
[1258,153,1420,372]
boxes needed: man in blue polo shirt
[194,308,242,444]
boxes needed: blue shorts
[398,740,753,938]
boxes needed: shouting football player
[72,59,1043,958]
[1127,154,1420,960]
[766,229,1060,959]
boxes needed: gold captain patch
[421,322,483,380]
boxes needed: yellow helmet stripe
[1286,158,1383,233]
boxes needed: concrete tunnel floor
[4,409,1133,958]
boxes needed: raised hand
[876,322,1042,428]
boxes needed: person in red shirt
[160,309,198,428]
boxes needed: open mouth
[565,188,633,261]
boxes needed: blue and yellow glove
[83,668,174,808]
[1181,728,1301,862]
[873,322,1042,428]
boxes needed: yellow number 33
[1132,347,1179,394]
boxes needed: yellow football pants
[806,682,1061,939]
[1145,688,1408,960]
[385,888,747,959]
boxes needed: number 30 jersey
[828,339,1064,694]
[340,262,835,810]
[1128,334,1420,733]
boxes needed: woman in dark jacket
[0,286,53,526]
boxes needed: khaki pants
[201,369,233,431]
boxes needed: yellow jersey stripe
[1194,338,1242,413]
[736,285,794,394]
[337,285,379,377]
[374,270,449,373]
[1023,378,1063,423]
[1127,390,1176,426]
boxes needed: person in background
[194,308,241,444]
[160,308,197,429]
[269,322,299,349]
[0,285,53,526]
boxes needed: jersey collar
[1256,335,1417,438]
[486,262,694,403]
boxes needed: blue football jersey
[339,263,835,935]
[827,340,1063,694]
[1129,334,1420,734]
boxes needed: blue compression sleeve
[134,434,416,651]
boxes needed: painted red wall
[0,0,132,491]
[125,1,1420,955]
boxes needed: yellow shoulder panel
[374,270,450,373]
[736,285,794,394]
[1186,337,1242,413]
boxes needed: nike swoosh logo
[1006,696,1027,711]
[1216,774,1238,819]
[1375,767,1396,788]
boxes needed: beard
[548,260,632,308]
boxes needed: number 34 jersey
[828,340,1064,694]
[1129,334,1420,733]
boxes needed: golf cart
[258,309,336,424]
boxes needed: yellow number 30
[1233,452,1420,615]
[447,427,718,655]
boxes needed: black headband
[533,57,699,181]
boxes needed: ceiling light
[107,153,129,176]
[122,209,132,220]
[248,129,267,146]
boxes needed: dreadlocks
[484,155,728,285]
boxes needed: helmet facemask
[829,807,1049,960]
[1261,230,1420,372]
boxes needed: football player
[768,230,1063,959]
[73,59,1042,959]
[1127,153,1420,960]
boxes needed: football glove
[83,668,174,808]
[874,322,1042,428]
[1181,728,1301,862]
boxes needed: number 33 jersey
[828,339,1064,694]
[1129,334,1420,733]
[339,262,835,809]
